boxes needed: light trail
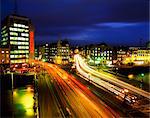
[30,59,119,117]
[75,54,128,101]
[74,54,150,100]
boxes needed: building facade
[34,40,70,64]
[87,43,113,65]
[1,14,34,64]
[0,48,10,64]
[123,47,150,65]
[55,40,70,64]
[49,43,57,62]
[0,48,10,72]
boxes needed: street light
[140,73,144,89]
[141,73,145,77]
[128,74,134,79]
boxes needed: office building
[1,14,34,64]
[49,43,57,62]
[88,43,113,65]
[55,40,70,64]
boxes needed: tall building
[49,43,57,62]
[1,14,34,64]
[88,43,113,65]
[55,40,70,64]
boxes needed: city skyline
[1,0,149,46]
[1,1,150,117]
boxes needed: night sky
[1,0,149,46]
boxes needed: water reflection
[13,86,34,118]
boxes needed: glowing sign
[29,31,34,59]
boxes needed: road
[32,60,119,118]
[74,54,150,100]
[38,73,63,118]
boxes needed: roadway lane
[45,64,119,118]
[75,54,150,99]
[38,73,63,118]
[31,60,119,118]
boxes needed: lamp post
[115,67,118,76]
[11,73,14,92]
[140,73,144,89]
[11,72,14,118]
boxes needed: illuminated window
[10,32,18,36]
[18,28,25,32]
[18,37,26,41]
[10,37,17,40]
[18,24,22,27]
[10,55,15,58]
[2,38,6,41]
[6,51,9,53]
[14,23,18,27]
[25,26,29,28]
[10,27,27,32]
[21,33,29,37]
[2,26,6,30]
[10,41,17,45]
[2,30,6,34]
[25,29,29,32]
[10,27,17,31]
[14,23,27,28]
[11,60,15,63]
[2,42,7,45]
[2,33,8,37]
[1,51,4,53]
[18,46,29,49]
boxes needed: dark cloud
[1,0,149,46]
